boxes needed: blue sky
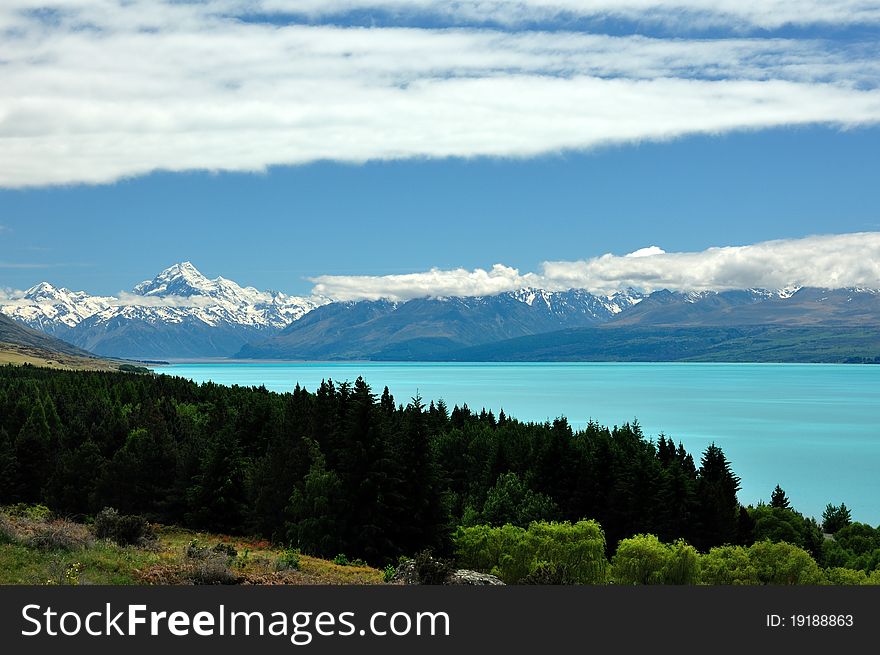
[1,1,879,298]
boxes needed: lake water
[154,362,880,525]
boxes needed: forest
[1,365,877,582]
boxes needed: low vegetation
[0,506,383,586]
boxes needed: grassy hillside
[0,507,384,586]
[0,314,123,371]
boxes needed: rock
[390,559,504,585]
[445,569,504,585]
[390,560,420,585]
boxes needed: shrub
[4,503,52,521]
[611,535,700,585]
[748,540,824,585]
[454,520,608,584]
[701,545,758,585]
[26,520,92,552]
[94,507,155,546]
[413,550,454,585]
[382,565,396,583]
[186,539,210,559]
[212,542,237,559]
[276,548,301,571]
[824,567,868,585]
[0,513,17,544]
[188,555,240,585]
[333,553,350,566]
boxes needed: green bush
[26,520,92,552]
[454,520,608,584]
[611,534,700,585]
[4,503,52,521]
[212,542,238,559]
[382,565,397,583]
[701,545,758,585]
[747,540,824,585]
[94,507,155,546]
[0,513,16,544]
[332,553,349,566]
[276,548,301,571]
[824,567,868,585]
[188,555,240,585]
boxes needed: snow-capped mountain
[237,287,649,360]
[1,282,115,335]
[4,263,879,360]
[1,263,329,358]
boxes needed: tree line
[0,365,874,572]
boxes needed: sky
[1,1,879,299]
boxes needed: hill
[237,289,642,359]
[0,314,120,370]
[445,325,880,363]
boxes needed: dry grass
[0,345,121,371]
[1,512,385,586]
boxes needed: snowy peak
[133,261,218,298]
[2,263,329,335]
[24,281,62,300]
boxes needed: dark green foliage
[770,485,791,509]
[749,505,824,559]
[824,523,880,572]
[472,472,560,527]
[822,503,852,534]
[0,365,763,566]
[118,364,150,374]
[94,507,155,546]
[0,428,17,502]
[276,548,301,571]
[692,443,741,551]
[412,550,454,585]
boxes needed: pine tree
[14,400,53,501]
[770,484,791,510]
[693,443,741,551]
[286,439,346,557]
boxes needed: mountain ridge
[3,263,880,361]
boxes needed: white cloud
[265,1,880,29]
[626,246,666,258]
[111,292,216,308]
[311,264,541,301]
[0,2,878,186]
[310,232,880,299]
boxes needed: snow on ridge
[1,262,328,332]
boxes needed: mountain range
[1,262,327,358]
[2,263,880,362]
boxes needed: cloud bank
[311,232,880,300]
[0,1,878,186]
[279,1,880,29]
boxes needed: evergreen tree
[286,439,346,557]
[693,443,741,551]
[0,427,18,503]
[770,484,791,509]
[14,399,54,501]
[822,503,852,534]
[186,427,248,533]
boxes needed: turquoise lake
[154,362,880,525]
